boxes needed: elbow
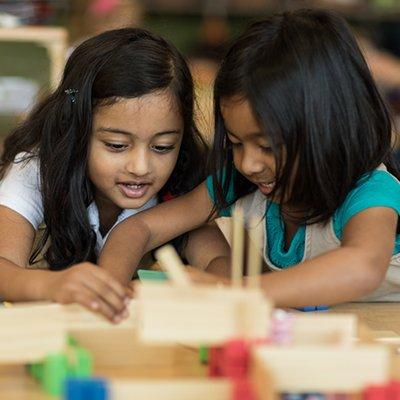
[355,254,388,297]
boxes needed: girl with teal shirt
[100,9,400,307]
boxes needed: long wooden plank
[110,378,232,400]
[136,283,271,345]
[0,303,66,363]
[253,344,390,392]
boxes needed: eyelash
[151,145,176,154]
[105,143,127,152]
[104,143,175,154]
[260,146,272,153]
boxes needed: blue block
[302,393,326,399]
[297,305,330,312]
[64,377,108,400]
[281,393,304,400]
[297,306,317,312]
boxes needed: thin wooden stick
[155,245,192,287]
[231,206,244,287]
[247,217,263,288]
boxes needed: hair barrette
[64,88,79,103]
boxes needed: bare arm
[99,182,215,283]
[254,207,397,307]
[0,206,129,322]
[184,221,231,277]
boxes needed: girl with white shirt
[0,28,229,322]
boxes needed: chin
[120,195,154,210]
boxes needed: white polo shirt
[0,152,158,254]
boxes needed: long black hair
[0,28,207,270]
[211,9,400,226]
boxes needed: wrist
[28,269,56,301]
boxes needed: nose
[238,147,266,177]
[125,147,151,177]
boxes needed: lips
[117,182,151,199]
[256,180,275,195]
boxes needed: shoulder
[1,151,39,183]
[0,152,43,229]
[334,168,400,236]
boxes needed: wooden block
[136,283,271,345]
[250,352,277,400]
[62,302,137,331]
[155,245,192,287]
[71,328,177,368]
[110,378,232,400]
[292,313,357,344]
[252,344,390,393]
[0,303,66,363]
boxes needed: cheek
[88,150,116,185]
[153,151,180,182]
[232,150,242,170]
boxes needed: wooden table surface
[0,302,399,399]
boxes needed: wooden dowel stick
[247,217,263,288]
[231,206,244,287]
[155,245,192,287]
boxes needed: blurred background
[0,0,400,159]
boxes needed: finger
[81,270,130,314]
[125,285,135,298]
[73,288,127,323]
[90,266,128,299]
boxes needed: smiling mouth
[118,182,151,199]
[256,180,275,195]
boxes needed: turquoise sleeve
[333,170,400,254]
[205,170,236,217]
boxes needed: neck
[94,194,121,237]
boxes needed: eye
[151,145,176,154]
[260,145,272,153]
[104,142,128,152]
[227,136,242,147]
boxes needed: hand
[44,262,132,323]
[185,266,230,286]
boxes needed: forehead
[220,96,261,139]
[93,90,182,133]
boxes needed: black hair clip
[64,88,79,103]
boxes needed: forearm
[0,257,52,301]
[255,247,383,308]
[99,219,151,284]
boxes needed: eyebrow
[97,127,181,138]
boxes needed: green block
[68,335,79,347]
[199,345,209,364]
[68,347,93,377]
[42,353,68,396]
[137,269,168,281]
[28,362,44,381]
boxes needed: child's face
[88,90,183,212]
[221,96,277,196]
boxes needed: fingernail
[113,315,122,323]
[124,297,130,306]
[121,309,129,319]
[90,301,99,310]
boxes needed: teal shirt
[206,170,400,268]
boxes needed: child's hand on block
[44,262,132,323]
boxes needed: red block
[232,378,257,400]
[221,339,250,379]
[363,385,387,400]
[208,347,223,377]
[387,380,400,400]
